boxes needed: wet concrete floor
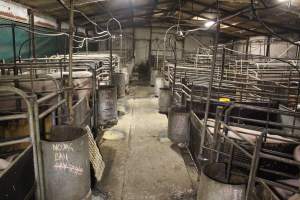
[98,85,195,200]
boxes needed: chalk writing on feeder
[52,143,74,152]
[54,162,84,176]
[51,143,83,176]
[54,152,69,162]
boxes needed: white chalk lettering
[52,143,74,152]
[54,152,69,162]
[54,162,84,176]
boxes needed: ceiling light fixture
[192,16,206,21]
[204,21,215,28]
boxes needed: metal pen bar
[0,113,27,121]
[0,137,31,147]
[39,99,66,119]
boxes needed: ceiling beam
[84,10,166,26]
[185,0,300,34]
[59,1,173,21]
[180,9,270,36]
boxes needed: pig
[0,154,18,171]
[271,145,300,200]
[289,194,300,200]
[0,159,10,171]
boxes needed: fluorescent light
[192,16,206,21]
[204,21,215,28]
[220,24,229,29]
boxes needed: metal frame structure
[164,43,300,199]
[0,85,67,199]
[0,49,127,198]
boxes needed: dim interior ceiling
[11,0,300,39]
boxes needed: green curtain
[0,18,66,62]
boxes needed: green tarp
[0,18,66,62]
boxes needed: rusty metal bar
[68,0,74,123]
[0,86,44,199]
[246,133,264,200]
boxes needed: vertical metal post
[28,10,36,58]
[57,20,62,55]
[199,0,220,158]
[12,24,17,73]
[246,134,264,200]
[195,48,199,68]
[148,24,153,68]
[231,40,235,54]
[32,97,45,200]
[120,32,123,67]
[110,37,113,84]
[181,77,186,106]
[172,40,177,96]
[92,69,98,136]
[226,143,234,182]
[132,27,135,59]
[68,0,74,123]
[218,47,226,88]
[156,50,159,70]
[64,35,67,59]
[85,29,89,55]
[190,84,194,111]
[211,106,223,162]
[182,37,185,58]
[12,24,21,111]
[105,39,109,50]
[266,36,271,57]
[245,37,250,60]
[27,98,42,200]
[86,38,89,55]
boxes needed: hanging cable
[57,0,106,34]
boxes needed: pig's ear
[293,145,300,162]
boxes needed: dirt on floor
[96,86,196,200]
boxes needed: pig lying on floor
[0,154,18,171]
[0,159,10,171]
[272,145,300,200]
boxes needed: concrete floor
[98,86,196,200]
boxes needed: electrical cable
[56,0,124,51]
[15,22,113,50]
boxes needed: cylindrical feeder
[168,106,190,144]
[159,87,172,114]
[121,67,130,86]
[98,85,118,125]
[154,76,164,97]
[197,163,246,200]
[112,72,126,98]
[42,126,91,200]
[164,80,170,87]
[150,70,158,86]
